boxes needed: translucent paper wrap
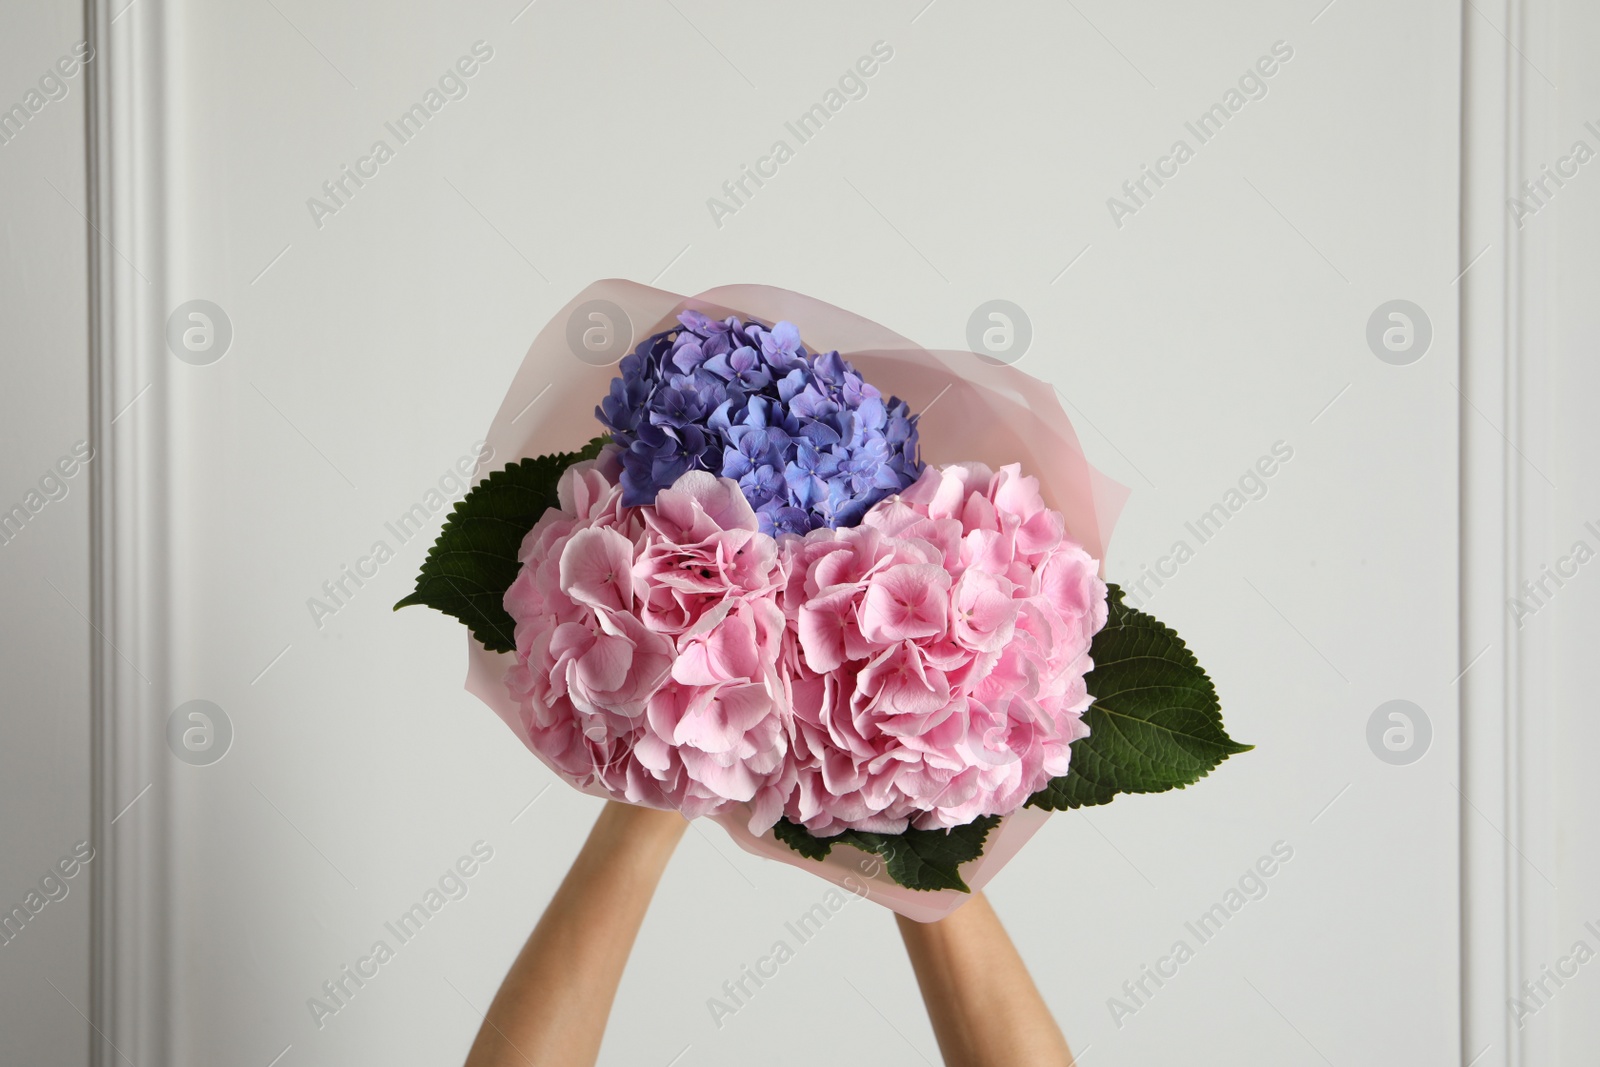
[464,281,1128,921]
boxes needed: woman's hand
[895,892,1075,1067]
[462,801,687,1067]
[462,801,1073,1067]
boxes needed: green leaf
[771,817,833,861]
[1027,584,1251,811]
[771,814,1002,893]
[393,436,610,653]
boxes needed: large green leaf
[393,437,609,653]
[771,815,1001,893]
[1027,584,1251,811]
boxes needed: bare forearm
[464,802,687,1067]
[895,893,1073,1067]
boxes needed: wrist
[594,800,688,851]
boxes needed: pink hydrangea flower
[504,457,795,830]
[777,463,1108,836]
[503,452,1107,842]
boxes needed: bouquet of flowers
[398,282,1248,921]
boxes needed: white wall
[15,0,1600,1064]
[150,1,1466,1064]
[0,1,93,1063]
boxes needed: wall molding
[1460,0,1554,1064]
[86,0,171,1064]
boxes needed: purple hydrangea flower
[597,311,923,534]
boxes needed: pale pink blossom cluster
[503,449,1107,837]
[503,451,795,829]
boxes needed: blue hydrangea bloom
[597,310,923,535]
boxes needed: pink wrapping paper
[463,281,1128,921]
